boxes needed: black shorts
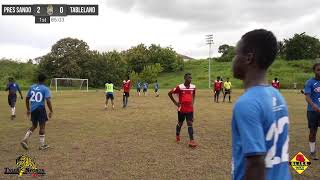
[143,89,147,92]
[178,112,193,123]
[123,92,130,97]
[8,94,17,107]
[215,90,221,95]
[155,89,158,93]
[31,107,48,125]
[307,111,320,129]
[224,89,231,94]
[106,93,114,100]
[137,88,141,92]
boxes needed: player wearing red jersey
[271,77,280,90]
[213,76,223,103]
[168,73,197,148]
[122,76,131,108]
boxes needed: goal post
[50,78,89,92]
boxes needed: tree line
[37,38,184,87]
[216,32,320,62]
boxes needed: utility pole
[206,34,213,88]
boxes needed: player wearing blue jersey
[5,77,23,120]
[154,80,159,97]
[136,81,142,96]
[304,62,320,160]
[143,82,148,96]
[231,29,291,180]
[21,74,53,150]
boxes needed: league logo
[47,5,53,16]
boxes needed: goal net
[50,78,88,92]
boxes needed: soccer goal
[50,78,89,92]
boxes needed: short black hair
[313,63,320,71]
[38,73,47,83]
[241,29,278,69]
[184,73,191,78]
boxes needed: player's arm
[168,87,180,107]
[305,94,320,112]
[304,81,320,112]
[193,89,196,105]
[46,98,53,118]
[245,155,265,180]
[45,89,53,118]
[26,96,31,116]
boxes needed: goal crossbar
[50,78,89,92]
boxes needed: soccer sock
[125,97,128,106]
[11,107,15,115]
[39,135,45,146]
[176,124,182,136]
[229,95,231,102]
[123,96,125,106]
[310,142,316,153]
[23,130,32,141]
[188,126,194,140]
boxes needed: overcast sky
[0,0,319,61]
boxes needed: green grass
[157,59,314,89]
[0,90,317,179]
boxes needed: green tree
[284,32,320,60]
[123,44,149,73]
[140,63,163,83]
[39,37,90,78]
[217,45,235,62]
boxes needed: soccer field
[0,89,318,179]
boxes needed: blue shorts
[8,94,17,107]
[307,111,320,129]
[31,107,48,125]
[106,93,114,100]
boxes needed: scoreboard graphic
[2,4,98,23]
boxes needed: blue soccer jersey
[143,83,148,89]
[6,82,20,94]
[154,83,159,90]
[26,84,51,112]
[232,86,291,180]
[137,82,141,89]
[304,78,320,111]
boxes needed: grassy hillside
[0,60,38,90]
[157,59,314,89]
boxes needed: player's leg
[39,107,49,150]
[186,112,197,147]
[8,95,17,119]
[21,110,39,150]
[138,89,141,96]
[122,92,126,108]
[214,91,217,102]
[176,112,185,142]
[125,93,129,107]
[105,94,109,109]
[216,90,220,103]
[308,111,319,160]
[228,91,231,102]
[111,94,115,110]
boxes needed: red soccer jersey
[122,80,131,92]
[214,80,222,91]
[170,83,196,113]
[272,80,280,89]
